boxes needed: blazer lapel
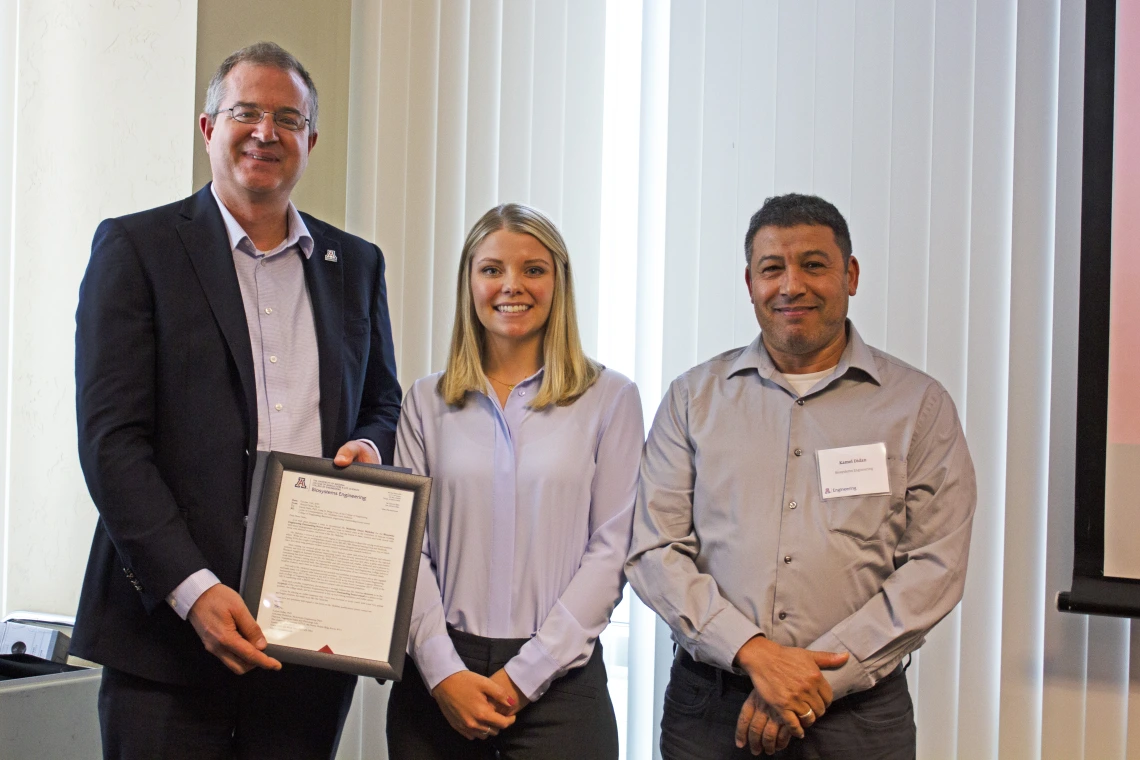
[176,185,258,448]
[303,227,344,457]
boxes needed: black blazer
[71,184,402,685]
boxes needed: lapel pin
[324,249,338,263]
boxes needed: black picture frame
[1058,0,1140,618]
[240,452,430,679]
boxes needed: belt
[675,649,753,692]
[674,648,905,697]
[445,624,531,662]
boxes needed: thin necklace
[486,374,526,392]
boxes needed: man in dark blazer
[72,42,402,759]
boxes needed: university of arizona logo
[295,477,307,489]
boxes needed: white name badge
[817,443,891,499]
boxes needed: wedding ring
[797,708,815,720]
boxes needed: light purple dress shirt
[166,188,377,619]
[397,368,644,701]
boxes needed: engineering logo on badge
[295,477,307,489]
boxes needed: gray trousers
[660,655,915,760]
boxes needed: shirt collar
[728,320,882,386]
[210,183,313,259]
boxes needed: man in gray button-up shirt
[627,193,976,759]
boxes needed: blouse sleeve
[396,382,468,691]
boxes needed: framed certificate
[240,452,430,680]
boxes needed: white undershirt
[782,367,835,397]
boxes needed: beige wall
[194,0,353,228]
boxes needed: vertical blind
[344,1,1139,758]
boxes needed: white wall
[1,0,198,618]
[0,0,20,626]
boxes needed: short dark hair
[744,193,852,266]
[204,42,319,131]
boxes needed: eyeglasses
[216,106,310,132]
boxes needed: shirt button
[789,501,797,509]
[796,399,805,406]
[270,355,278,363]
[265,307,273,315]
[784,555,792,563]
[794,448,803,456]
[519,391,526,396]
[275,403,283,411]
[778,612,787,620]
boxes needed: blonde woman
[386,204,643,759]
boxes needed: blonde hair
[437,203,600,409]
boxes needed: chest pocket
[824,456,907,543]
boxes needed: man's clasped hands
[732,635,849,756]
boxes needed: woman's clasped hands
[430,669,529,740]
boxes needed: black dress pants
[387,628,619,759]
[97,663,356,760]
[660,652,915,760]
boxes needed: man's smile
[772,305,817,317]
[242,149,281,162]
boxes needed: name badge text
[817,442,890,499]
